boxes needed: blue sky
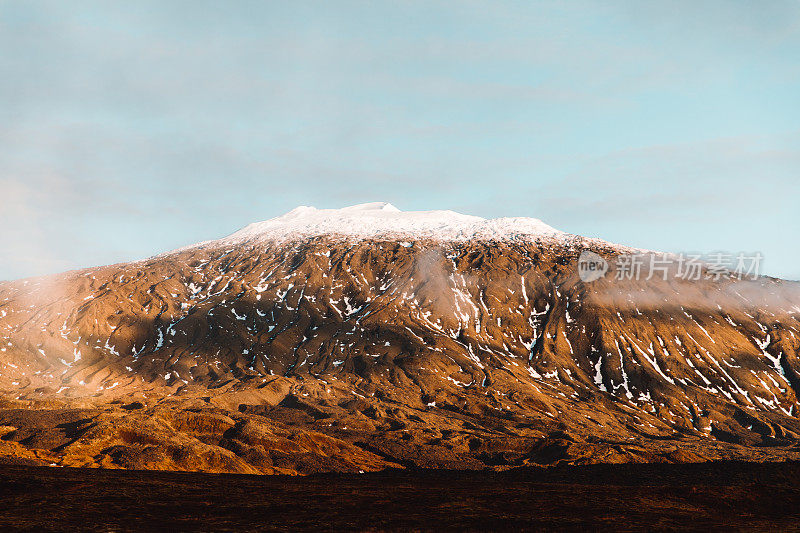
[1,0,799,280]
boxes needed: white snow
[179,202,566,248]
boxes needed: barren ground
[1,461,799,531]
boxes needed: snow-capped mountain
[173,201,566,250]
[1,203,800,473]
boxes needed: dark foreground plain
[1,461,800,531]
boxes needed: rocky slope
[2,202,800,474]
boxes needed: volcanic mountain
[1,202,800,474]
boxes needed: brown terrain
[2,206,800,477]
[3,461,800,531]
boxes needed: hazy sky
[1,1,799,280]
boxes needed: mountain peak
[280,202,401,220]
[216,202,565,246]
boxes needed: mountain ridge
[1,204,800,474]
